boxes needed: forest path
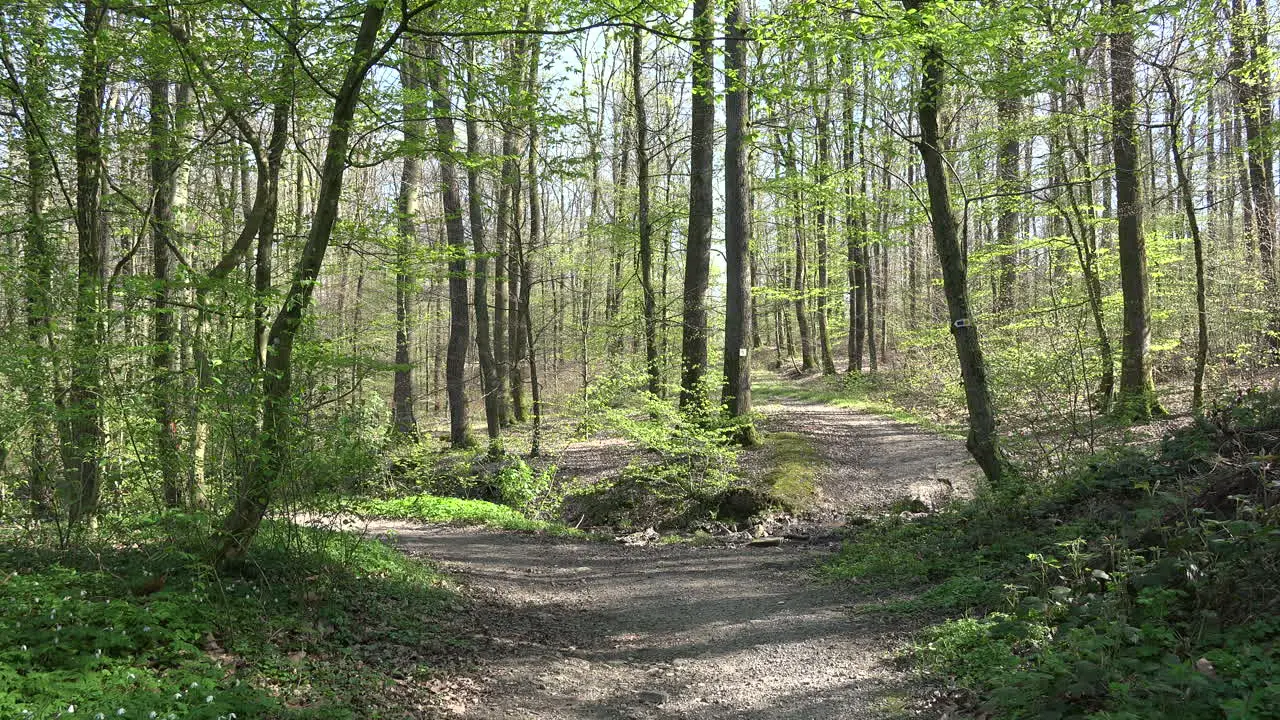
[372,396,979,719]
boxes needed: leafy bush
[0,514,460,719]
[838,389,1280,719]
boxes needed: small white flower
[116,710,125,716]
[95,648,102,657]
[142,626,151,632]
[149,712,157,719]
[67,705,75,714]
[173,693,182,700]
[20,644,26,651]
[94,714,104,720]
[80,590,87,597]
[190,681,199,688]
[205,695,213,703]
[128,673,136,680]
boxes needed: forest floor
[362,387,981,719]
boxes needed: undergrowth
[0,514,465,719]
[348,494,586,536]
[831,388,1280,719]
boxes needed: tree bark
[634,29,661,398]
[19,1,57,516]
[1110,0,1162,419]
[67,0,109,525]
[994,94,1020,316]
[1231,0,1279,349]
[722,0,755,438]
[217,0,386,562]
[393,40,423,439]
[844,60,866,374]
[680,0,715,411]
[467,41,502,449]
[811,63,837,376]
[904,0,1005,488]
[148,56,182,507]
[522,31,544,455]
[1161,71,1210,412]
[424,41,475,449]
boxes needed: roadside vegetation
[830,388,1280,719]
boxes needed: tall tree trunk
[1232,0,1279,349]
[680,0,715,411]
[217,0,386,562]
[467,41,502,449]
[904,0,1005,487]
[148,55,182,507]
[722,0,755,438]
[393,41,423,438]
[1110,0,1162,419]
[67,0,109,525]
[812,73,837,376]
[20,1,57,516]
[844,59,866,374]
[1162,72,1210,412]
[634,29,661,397]
[1064,84,1115,404]
[522,31,544,454]
[494,92,517,426]
[425,41,475,449]
[994,94,1020,316]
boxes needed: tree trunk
[722,0,755,439]
[522,31,544,454]
[467,41,502,449]
[393,41,423,439]
[811,65,837,376]
[217,0,386,562]
[634,29,661,397]
[1110,0,1162,419]
[148,58,182,507]
[904,0,1005,488]
[495,106,517,426]
[67,0,109,525]
[1232,0,1279,349]
[1162,72,1210,412]
[20,1,57,517]
[845,63,866,374]
[680,0,715,411]
[994,93,1020,316]
[425,41,475,449]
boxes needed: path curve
[371,399,979,719]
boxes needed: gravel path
[371,399,979,719]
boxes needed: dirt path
[372,399,978,719]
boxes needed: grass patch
[0,513,465,719]
[753,376,964,439]
[758,432,821,510]
[349,494,588,537]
